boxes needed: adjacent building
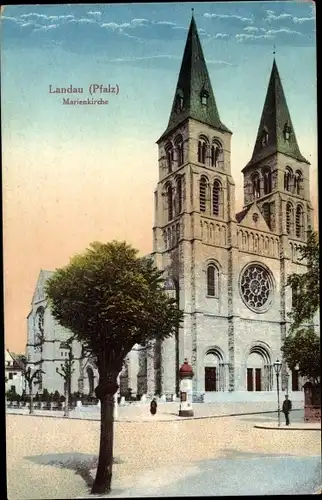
[5,349,25,394]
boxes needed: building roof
[244,59,309,170]
[5,349,26,371]
[157,14,231,143]
[235,206,251,223]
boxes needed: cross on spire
[273,44,276,56]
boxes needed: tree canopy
[286,229,319,331]
[282,229,320,383]
[45,240,183,372]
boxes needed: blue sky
[1,2,317,143]
[1,3,318,352]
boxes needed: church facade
[149,14,318,402]
[26,15,318,402]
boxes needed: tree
[23,366,45,414]
[46,240,183,494]
[56,342,75,417]
[282,229,320,384]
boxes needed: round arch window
[239,263,274,313]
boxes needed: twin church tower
[27,14,314,401]
[150,14,313,400]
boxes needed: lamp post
[273,359,282,427]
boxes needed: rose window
[240,264,273,312]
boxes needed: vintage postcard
[2,2,320,498]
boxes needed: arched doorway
[87,366,94,395]
[204,348,226,392]
[246,344,272,392]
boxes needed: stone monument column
[161,335,176,397]
[161,276,177,398]
[146,341,156,398]
[128,346,139,397]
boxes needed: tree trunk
[29,388,34,415]
[91,372,119,495]
[64,387,69,417]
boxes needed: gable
[5,349,14,364]
[237,203,271,233]
[32,269,54,305]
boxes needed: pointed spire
[157,14,231,143]
[245,59,309,168]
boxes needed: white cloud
[236,33,275,42]
[108,55,179,63]
[265,10,293,22]
[78,18,96,23]
[244,26,258,33]
[204,13,253,23]
[2,15,20,22]
[47,15,59,21]
[213,33,229,39]
[293,16,315,24]
[20,13,48,19]
[101,22,125,30]
[33,24,59,32]
[265,10,315,25]
[58,15,74,20]
[155,21,177,26]
[207,59,232,65]
[20,22,33,27]
[87,11,102,16]
[266,28,302,36]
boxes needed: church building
[26,15,317,402]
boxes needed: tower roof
[244,59,309,169]
[157,14,231,143]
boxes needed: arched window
[204,347,225,392]
[284,167,293,191]
[200,176,207,212]
[165,143,174,173]
[211,141,222,168]
[212,179,221,216]
[252,174,260,199]
[286,202,294,235]
[198,136,208,164]
[294,170,303,196]
[207,264,218,297]
[295,205,303,238]
[263,168,272,195]
[246,344,271,392]
[175,135,184,166]
[166,184,173,221]
[176,176,182,214]
[262,202,271,230]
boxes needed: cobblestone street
[6,408,321,499]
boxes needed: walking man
[282,394,292,426]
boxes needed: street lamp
[273,359,282,427]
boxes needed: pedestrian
[150,397,157,416]
[282,394,292,425]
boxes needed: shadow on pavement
[25,452,122,490]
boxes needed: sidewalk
[254,422,321,431]
[6,400,304,422]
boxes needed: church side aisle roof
[157,14,231,143]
